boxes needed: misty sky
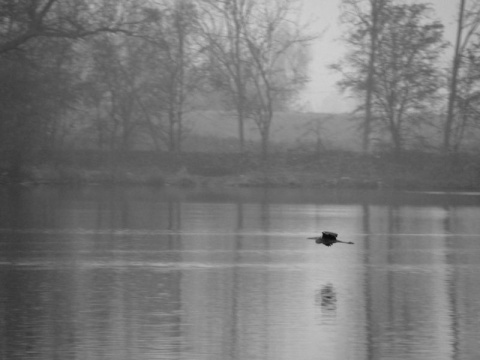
[301,0,458,113]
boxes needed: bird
[307,231,354,246]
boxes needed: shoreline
[2,151,479,192]
[3,167,479,192]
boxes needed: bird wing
[336,240,354,244]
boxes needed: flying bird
[308,231,354,247]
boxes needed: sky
[300,0,459,113]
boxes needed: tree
[374,4,446,154]
[200,0,311,159]
[337,0,391,153]
[0,0,153,178]
[82,33,146,153]
[155,0,201,153]
[452,49,480,152]
[444,0,480,152]
[0,0,147,54]
[450,19,480,151]
[108,0,202,154]
[244,6,311,159]
[444,0,466,153]
[197,0,253,153]
[335,2,446,155]
[0,38,77,177]
[75,0,207,156]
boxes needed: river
[0,186,479,359]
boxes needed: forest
[1,0,480,190]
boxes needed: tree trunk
[444,0,466,153]
[168,107,176,153]
[233,0,246,153]
[364,7,378,153]
[237,105,245,153]
[260,129,269,162]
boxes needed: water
[0,186,480,360]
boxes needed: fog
[1,0,478,184]
[2,2,480,359]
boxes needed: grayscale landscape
[1,1,480,359]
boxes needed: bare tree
[444,0,467,153]
[197,0,254,152]
[374,4,446,155]
[0,0,156,179]
[244,14,311,159]
[0,0,150,54]
[335,2,446,155]
[337,0,391,153]
[83,34,146,153]
[81,0,202,154]
[0,37,77,177]
[158,0,200,153]
[444,0,480,152]
[452,51,480,151]
[450,8,480,152]
[199,0,311,158]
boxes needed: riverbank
[3,151,480,191]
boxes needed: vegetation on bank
[3,150,479,191]
[2,1,480,189]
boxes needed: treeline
[0,0,311,178]
[334,0,480,155]
[1,0,480,182]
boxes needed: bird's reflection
[318,283,337,310]
[315,283,337,324]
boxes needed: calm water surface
[0,186,480,360]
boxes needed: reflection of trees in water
[443,205,480,359]
[361,200,480,359]
[362,202,374,359]
[315,283,337,325]
[0,188,187,359]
